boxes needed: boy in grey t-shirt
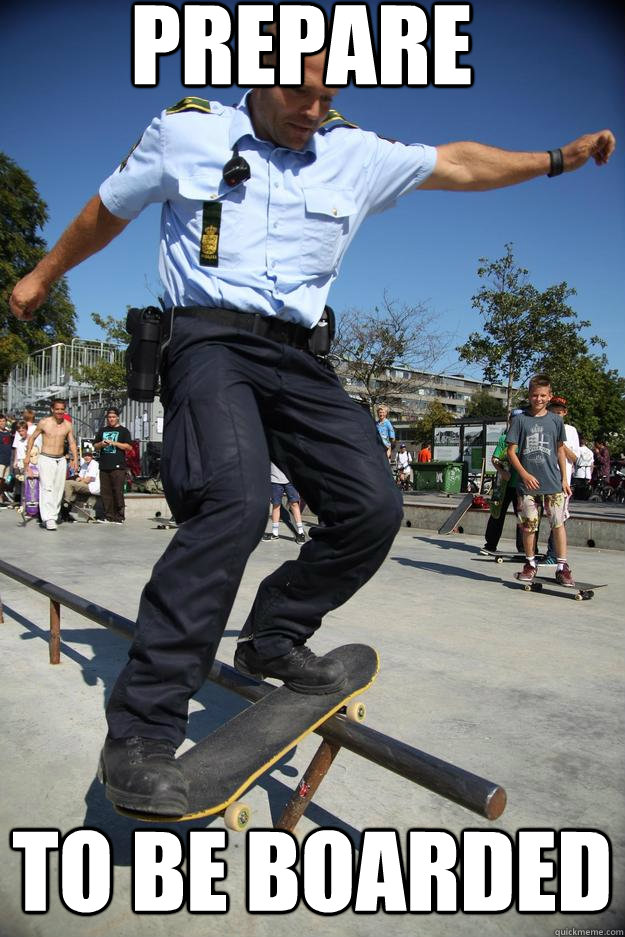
[506,374,574,586]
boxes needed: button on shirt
[99,93,437,328]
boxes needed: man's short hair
[16,420,28,430]
[50,398,66,408]
[528,373,552,392]
[106,407,120,416]
[0,413,6,420]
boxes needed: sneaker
[517,562,537,582]
[45,519,57,531]
[96,519,109,524]
[262,532,279,541]
[555,563,576,588]
[98,736,188,816]
[295,532,306,544]
[234,642,346,694]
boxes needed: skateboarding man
[9,38,614,815]
[507,375,574,586]
[24,400,78,531]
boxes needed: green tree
[333,293,447,415]
[537,340,625,445]
[457,244,588,413]
[0,152,76,380]
[463,389,508,421]
[72,313,128,399]
[411,401,454,446]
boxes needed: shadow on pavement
[2,602,362,864]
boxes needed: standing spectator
[24,399,79,531]
[482,409,525,555]
[375,405,395,460]
[0,414,13,507]
[543,396,580,564]
[418,444,432,463]
[12,421,30,506]
[263,462,306,543]
[395,443,413,488]
[573,437,594,499]
[12,407,36,443]
[593,441,611,481]
[93,408,133,524]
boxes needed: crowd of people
[0,403,135,527]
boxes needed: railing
[0,558,507,826]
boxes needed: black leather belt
[173,306,312,350]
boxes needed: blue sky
[2,0,624,379]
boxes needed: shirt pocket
[299,186,357,276]
[178,171,243,268]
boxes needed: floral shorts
[517,492,568,531]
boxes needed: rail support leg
[49,599,61,665]
[275,739,341,832]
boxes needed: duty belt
[172,306,313,350]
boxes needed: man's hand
[10,272,51,321]
[523,472,540,491]
[562,130,615,172]
[563,481,572,497]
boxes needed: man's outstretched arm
[10,195,130,321]
[420,129,615,191]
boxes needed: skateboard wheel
[345,699,366,723]
[523,584,531,591]
[575,593,583,601]
[496,556,503,564]
[224,802,251,832]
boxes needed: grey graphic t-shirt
[506,411,566,495]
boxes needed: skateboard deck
[150,512,178,529]
[480,550,546,564]
[438,493,474,534]
[70,502,96,522]
[114,643,378,825]
[513,573,607,601]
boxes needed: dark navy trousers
[106,316,403,746]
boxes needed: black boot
[234,642,346,694]
[98,736,188,815]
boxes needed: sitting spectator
[0,414,12,507]
[63,450,101,517]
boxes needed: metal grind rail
[0,558,506,826]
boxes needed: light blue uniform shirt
[99,93,436,328]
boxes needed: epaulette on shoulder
[319,109,359,131]
[166,97,213,115]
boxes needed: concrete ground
[0,506,623,936]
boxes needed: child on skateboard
[506,374,575,587]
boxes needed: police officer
[10,45,615,816]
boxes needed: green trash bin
[441,462,463,494]
[412,461,446,492]
[412,461,465,493]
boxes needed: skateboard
[69,502,96,523]
[438,493,474,534]
[514,573,607,601]
[480,549,546,564]
[112,643,378,827]
[150,512,178,529]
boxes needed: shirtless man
[25,399,78,531]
